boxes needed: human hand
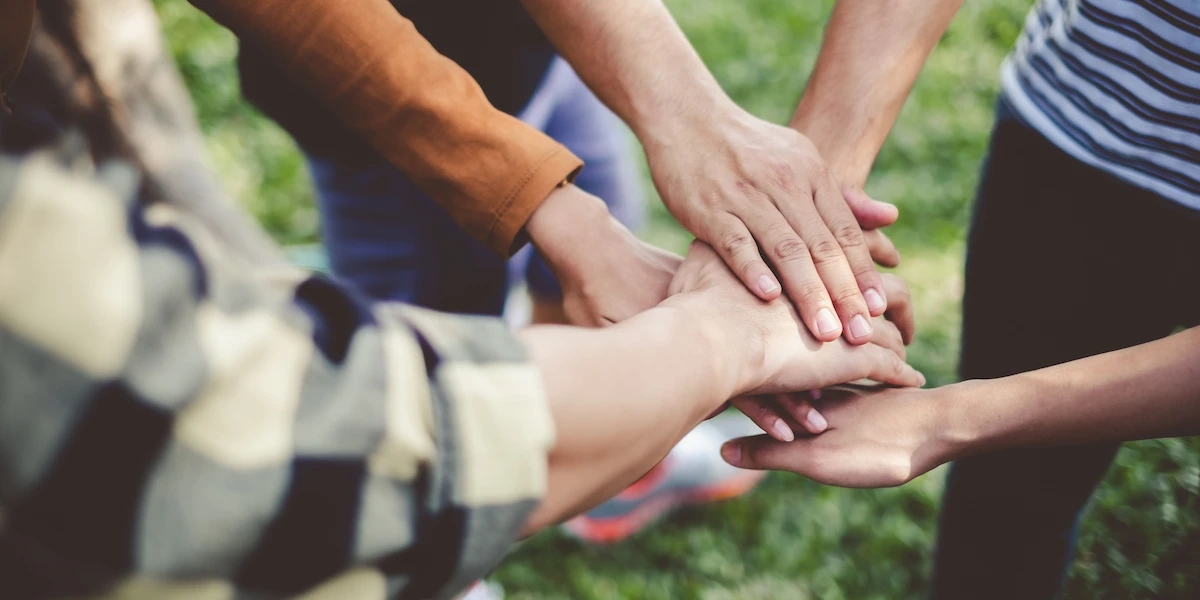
[644,109,900,345]
[664,241,924,402]
[729,269,917,441]
[721,384,959,487]
[526,184,682,326]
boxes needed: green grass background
[152,0,1200,597]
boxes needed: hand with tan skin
[718,327,1200,489]
[520,0,906,345]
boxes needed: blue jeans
[308,57,644,315]
[931,97,1200,599]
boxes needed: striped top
[1002,0,1200,210]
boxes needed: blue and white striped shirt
[1002,0,1200,210]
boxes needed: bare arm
[723,327,1200,488]
[791,0,964,190]
[952,326,1200,451]
[521,0,898,346]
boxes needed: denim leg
[931,99,1190,600]
[307,154,508,316]
[518,59,646,300]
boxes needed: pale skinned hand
[646,110,902,345]
[664,241,925,402]
[526,184,682,326]
[720,384,954,488]
[733,271,917,441]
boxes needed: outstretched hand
[721,384,956,488]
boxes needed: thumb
[721,434,805,471]
[843,187,899,230]
[861,345,926,388]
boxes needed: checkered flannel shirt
[0,151,555,599]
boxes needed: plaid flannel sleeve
[0,152,555,600]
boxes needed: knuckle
[832,223,866,249]
[754,402,776,420]
[808,237,844,263]
[831,285,865,307]
[769,163,796,189]
[800,156,827,180]
[719,231,754,257]
[851,258,880,279]
[796,281,829,305]
[771,235,810,262]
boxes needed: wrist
[525,184,622,277]
[658,291,755,402]
[637,92,745,154]
[789,103,874,190]
[930,378,1025,463]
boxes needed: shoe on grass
[562,414,766,544]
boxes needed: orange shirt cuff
[487,145,584,257]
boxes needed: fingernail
[850,314,873,339]
[772,419,795,442]
[918,372,927,387]
[810,388,823,400]
[721,442,742,466]
[865,288,886,313]
[816,308,840,335]
[757,275,779,296]
[807,410,828,432]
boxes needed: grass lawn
[154,0,1200,597]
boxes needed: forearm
[520,0,737,143]
[518,303,732,532]
[945,327,1200,457]
[790,0,961,188]
[191,0,581,256]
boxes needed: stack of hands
[525,108,945,490]
[665,241,941,490]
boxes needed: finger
[865,229,901,268]
[775,185,873,343]
[707,214,782,301]
[880,273,915,345]
[871,318,906,359]
[814,175,889,320]
[721,434,808,472]
[842,187,899,230]
[860,345,926,388]
[780,393,828,434]
[668,239,708,296]
[741,205,842,341]
[732,396,795,442]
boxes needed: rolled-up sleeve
[0,152,554,599]
[189,0,583,256]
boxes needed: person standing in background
[718,0,1200,597]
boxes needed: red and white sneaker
[459,580,503,600]
[562,414,766,544]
